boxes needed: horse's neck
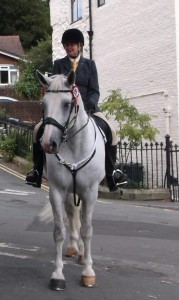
[70,97,88,135]
[60,112,95,161]
[76,105,88,128]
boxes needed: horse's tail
[38,201,69,224]
[38,202,53,223]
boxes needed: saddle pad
[93,112,117,146]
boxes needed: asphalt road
[1,163,179,299]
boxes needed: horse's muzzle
[40,124,62,154]
[40,137,59,154]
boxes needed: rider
[26,28,127,192]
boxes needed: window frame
[71,0,82,23]
[98,0,105,7]
[0,65,19,85]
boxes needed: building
[49,0,179,143]
[0,35,25,86]
[0,37,43,122]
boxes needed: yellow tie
[72,59,78,72]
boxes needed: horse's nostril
[51,141,57,148]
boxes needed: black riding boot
[105,145,127,192]
[25,142,43,188]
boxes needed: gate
[165,135,179,201]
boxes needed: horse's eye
[64,102,70,109]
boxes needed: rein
[65,115,90,142]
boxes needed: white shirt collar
[69,54,81,63]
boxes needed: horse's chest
[46,155,99,190]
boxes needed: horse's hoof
[49,278,66,291]
[81,275,96,287]
[65,246,78,257]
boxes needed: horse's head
[36,70,83,154]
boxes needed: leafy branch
[100,89,159,145]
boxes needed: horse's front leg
[80,187,98,287]
[49,188,67,291]
[64,194,81,258]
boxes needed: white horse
[37,70,105,290]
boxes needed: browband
[46,89,72,93]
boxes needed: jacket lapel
[76,56,85,74]
[62,56,72,73]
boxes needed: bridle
[43,85,97,206]
[44,86,79,143]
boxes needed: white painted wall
[49,0,179,143]
[175,0,179,142]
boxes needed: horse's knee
[80,224,92,241]
[53,226,66,242]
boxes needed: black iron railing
[0,117,178,191]
[0,117,34,157]
[117,137,170,189]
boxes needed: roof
[0,36,25,58]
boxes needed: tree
[0,0,51,50]
[15,37,52,100]
[15,62,41,100]
[28,36,53,73]
[100,89,159,144]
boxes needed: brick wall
[0,86,26,100]
[0,101,43,123]
[0,54,18,64]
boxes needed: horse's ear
[36,70,51,87]
[67,69,76,86]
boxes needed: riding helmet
[61,28,84,45]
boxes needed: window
[98,0,105,7]
[0,65,19,85]
[71,0,82,22]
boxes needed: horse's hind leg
[80,188,98,287]
[64,194,82,258]
[49,189,67,291]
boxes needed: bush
[122,162,143,182]
[14,132,32,158]
[117,162,144,189]
[0,136,17,162]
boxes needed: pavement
[2,155,176,204]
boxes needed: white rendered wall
[50,0,179,143]
[175,0,179,142]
